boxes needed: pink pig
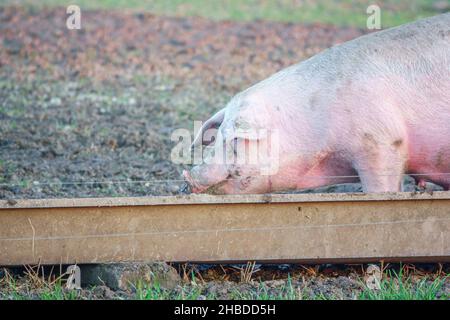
[183,13,450,194]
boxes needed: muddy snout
[181,165,231,194]
[178,181,192,194]
[181,169,206,194]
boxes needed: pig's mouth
[181,170,232,194]
[182,170,207,193]
[203,180,231,194]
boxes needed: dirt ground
[1,262,449,300]
[0,6,367,199]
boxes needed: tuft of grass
[359,268,449,300]
[0,266,80,300]
[229,275,313,300]
[134,281,173,300]
[231,261,260,283]
[132,268,213,300]
[133,281,213,300]
[39,283,79,300]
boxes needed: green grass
[134,281,212,300]
[359,269,449,300]
[39,283,79,300]
[1,264,448,300]
[0,274,80,300]
[2,272,448,300]
[126,272,450,300]
[1,0,442,28]
[131,275,328,300]
[227,275,320,300]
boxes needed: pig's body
[184,13,450,194]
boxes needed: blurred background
[4,0,447,26]
[0,0,448,199]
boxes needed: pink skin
[183,170,206,193]
[184,145,360,194]
[183,14,450,194]
[182,163,230,193]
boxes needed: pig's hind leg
[353,138,408,193]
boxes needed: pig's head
[183,93,281,194]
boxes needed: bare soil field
[0,6,365,199]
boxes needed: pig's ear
[191,108,226,148]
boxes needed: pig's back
[349,13,449,124]
[342,12,450,57]
[309,13,450,123]
[324,13,450,177]
[247,13,449,126]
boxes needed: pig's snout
[183,164,233,194]
[182,170,208,193]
